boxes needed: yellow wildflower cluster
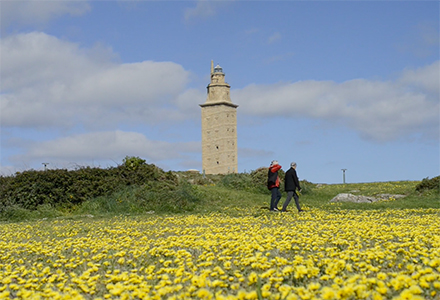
[0,208,439,299]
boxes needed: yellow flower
[245,291,258,300]
[408,285,423,295]
[321,287,337,300]
[398,289,425,300]
[117,257,125,264]
[248,272,258,285]
[197,288,212,299]
[308,282,321,291]
[294,265,308,279]
[282,265,294,276]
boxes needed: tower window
[216,146,219,150]
[217,161,219,165]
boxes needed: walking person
[281,162,303,212]
[267,160,282,211]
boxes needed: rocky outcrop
[330,193,377,203]
[330,193,406,203]
[375,194,406,200]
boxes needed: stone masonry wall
[201,105,237,174]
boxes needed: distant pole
[42,163,49,171]
[341,169,347,184]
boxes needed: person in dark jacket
[281,162,303,212]
[267,160,282,211]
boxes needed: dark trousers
[282,191,301,212]
[270,187,282,210]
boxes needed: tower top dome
[214,64,223,73]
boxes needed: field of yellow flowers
[1,208,439,300]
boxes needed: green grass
[195,180,439,213]
[298,181,435,210]
[1,179,438,223]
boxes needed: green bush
[122,156,147,171]
[0,157,178,212]
[77,182,201,215]
[219,173,255,191]
[415,176,440,192]
[250,168,271,193]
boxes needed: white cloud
[1,0,91,29]
[9,130,201,168]
[175,88,206,115]
[233,61,440,141]
[0,32,192,129]
[399,61,440,94]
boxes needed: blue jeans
[270,187,282,210]
[282,191,301,212]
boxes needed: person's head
[290,162,297,169]
[270,160,279,167]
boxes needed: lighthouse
[200,61,238,174]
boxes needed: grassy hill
[0,157,438,222]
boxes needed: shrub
[77,181,201,215]
[0,157,178,212]
[219,173,255,191]
[122,156,147,171]
[415,176,440,192]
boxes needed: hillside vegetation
[0,157,438,222]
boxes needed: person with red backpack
[267,160,282,211]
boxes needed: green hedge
[0,157,177,212]
[415,176,440,192]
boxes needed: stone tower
[200,61,238,174]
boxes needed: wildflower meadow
[1,207,439,300]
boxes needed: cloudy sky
[1,1,439,184]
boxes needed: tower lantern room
[214,64,223,73]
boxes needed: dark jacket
[284,167,300,191]
[267,164,282,189]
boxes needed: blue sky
[1,1,439,184]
